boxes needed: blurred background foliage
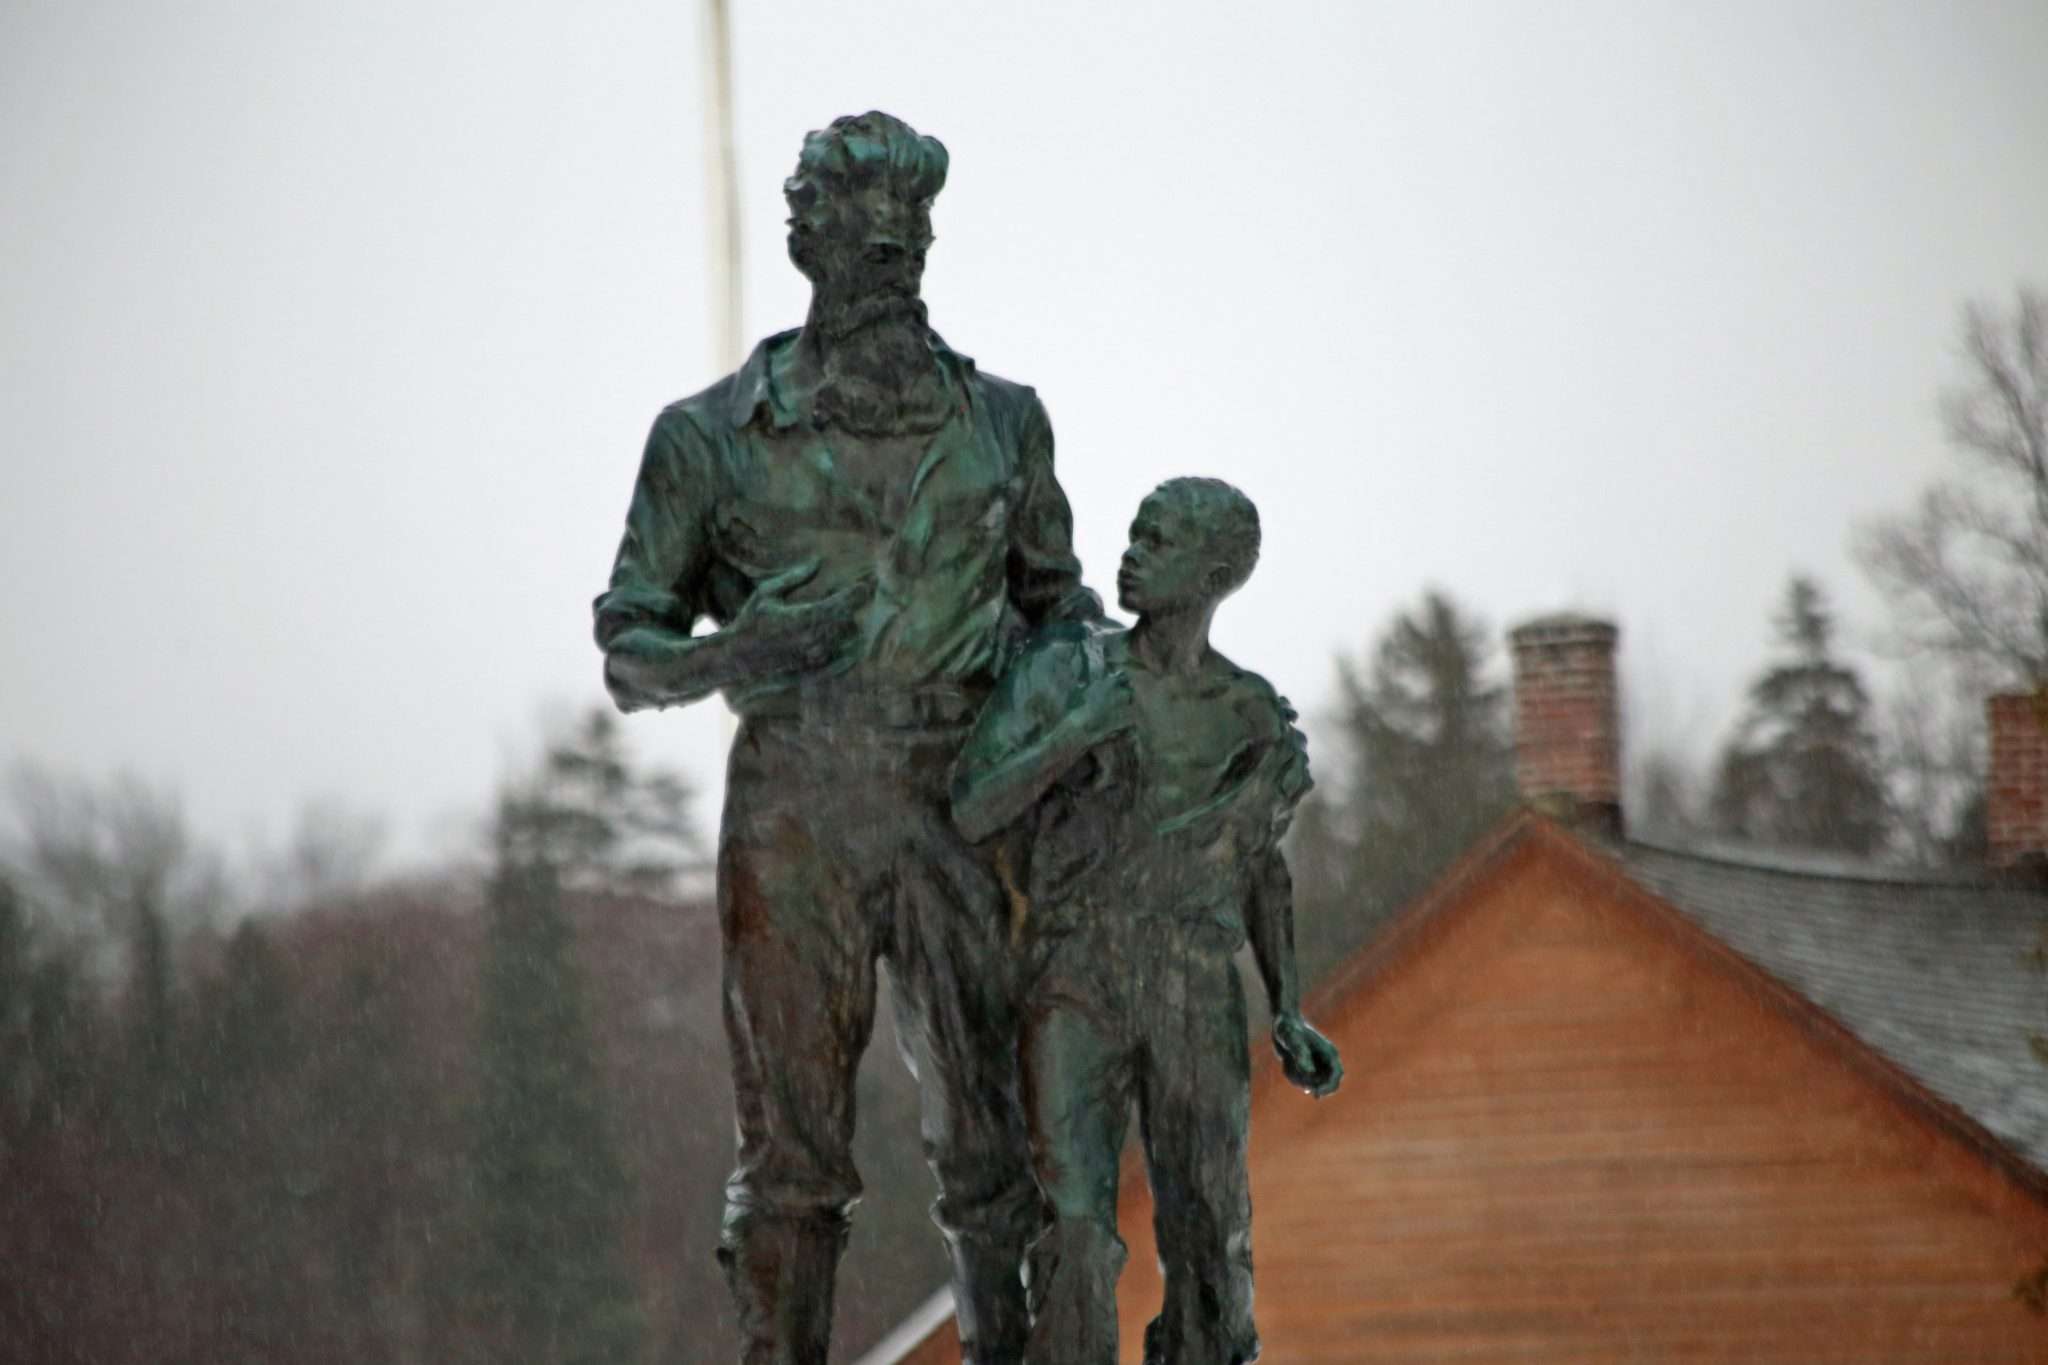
[0,288,2041,1362]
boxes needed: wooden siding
[889,826,2048,1363]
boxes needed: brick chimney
[1988,689,2048,877]
[1510,613,1622,838]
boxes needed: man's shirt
[593,329,1101,717]
[955,625,1313,941]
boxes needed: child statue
[951,476,1343,1365]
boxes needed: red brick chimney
[1988,689,2048,876]
[1510,613,1622,838]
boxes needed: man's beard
[812,289,956,436]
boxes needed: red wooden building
[867,618,2048,1364]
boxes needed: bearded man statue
[593,112,1103,1364]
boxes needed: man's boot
[947,1228,1035,1365]
[1021,1215,1124,1365]
[1141,1303,1261,1365]
[717,1209,849,1365]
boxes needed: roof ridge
[1624,833,2001,891]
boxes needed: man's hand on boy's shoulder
[1065,666,1135,746]
[1273,1011,1343,1098]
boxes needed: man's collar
[724,327,977,431]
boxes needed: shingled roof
[1613,835,2048,1174]
[858,814,2048,1364]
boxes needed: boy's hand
[1273,1012,1342,1098]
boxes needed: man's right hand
[728,560,873,679]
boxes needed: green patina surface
[594,112,1338,1365]
[950,477,1339,1365]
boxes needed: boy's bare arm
[1248,847,1343,1097]
[1246,847,1303,1018]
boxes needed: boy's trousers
[1020,914,1259,1365]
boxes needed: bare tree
[1619,646,1715,844]
[1855,287,2045,864]
[250,797,387,912]
[3,763,231,949]
[1857,287,2048,687]
[1882,663,1988,867]
[1631,747,1704,841]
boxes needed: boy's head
[1116,477,1261,616]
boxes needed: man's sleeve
[1007,393,1105,627]
[952,632,1087,795]
[592,408,718,658]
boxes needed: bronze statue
[953,478,1343,1365]
[593,113,1101,1364]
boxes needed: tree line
[1291,285,2043,981]
[0,710,746,1363]
[1,286,2039,1363]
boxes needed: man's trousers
[715,716,1039,1365]
[1020,919,1258,1365]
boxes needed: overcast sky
[3,0,2044,863]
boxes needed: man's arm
[950,634,1130,844]
[593,408,862,711]
[1006,393,1105,628]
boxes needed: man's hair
[1151,476,1262,595]
[784,112,948,240]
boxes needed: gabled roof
[860,809,2048,1362]
[1613,834,2048,1175]
[1335,812,2048,1188]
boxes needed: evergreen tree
[0,876,44,1159]
[301,951,417,1359]
[466,788,644,1365]
[1709,576,1891,856]
[122,897,178,1139]
[517,706,699,895]
[1299,591,1515,981]
[0,874,101,1365]
[188,920,308,1364]
[196,921,296,1100]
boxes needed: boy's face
[1117,493,1221,615]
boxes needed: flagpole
[703,0,743,375]
[703,0,742,755]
